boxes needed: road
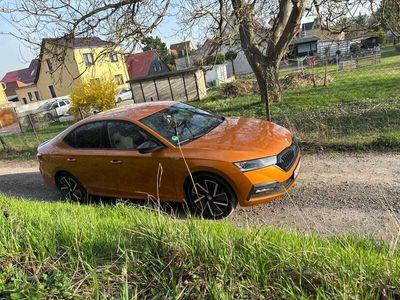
[1,153,399,240]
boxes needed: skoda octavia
[38,101,301,219]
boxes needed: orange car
[38,101,301,218]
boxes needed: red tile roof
[125,50,158,78]
[1,59,38,84]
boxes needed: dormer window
[110,52,119,62]
[46,59,53,72]
[83,53,95,66]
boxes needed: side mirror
[137,140,164,154]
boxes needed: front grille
[277,141,299,171]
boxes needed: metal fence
[281,49,382,71]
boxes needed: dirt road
[1,153,399,240]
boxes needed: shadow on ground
[0,171,189,219]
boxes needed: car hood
[181,117,293,162]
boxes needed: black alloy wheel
[56,172,87,203]
[185,173,237,219]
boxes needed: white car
[115,88,133,103]
[42,97,71,121]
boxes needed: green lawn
[193,48,400,151]
[0,194,399,298]
[0,123,70,159]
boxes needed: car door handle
[110,160,122,164]
[67,158,76,162]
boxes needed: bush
[70,78,117,117]
[221,72,332,98]
[221,80,258,98]
[205,53,225,65]
[281,72,333,89]
[167,63,176,71]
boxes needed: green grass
[0,123,70,159]
[0,194,399,298]
[193,49,400,151]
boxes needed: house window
[115,74,124,85]
[83,53,95,66]
[110,52,119,62]
[48,85,57,98]
[34,91,41,100]
[27,92,33,101]
[46,59,53,72]
[22,97,27,104]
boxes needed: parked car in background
[41,97,71,121]
[37,101,301,219]
[115,88,133,103]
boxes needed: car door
[102,120,177,201]
[50,101,59,117]
[61,121,112,196]
[57,100,67,116]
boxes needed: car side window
[64,122,107,149]
[59,101,66,107]
[51,102,59,109]
[107,121,150,150]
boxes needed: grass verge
[0,124,69,159]
[0,194,399,298]
[193,49,400,152]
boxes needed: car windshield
[140,103,224,145]
[42,101,55,110]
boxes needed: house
[125,50,170,79]
[0,59,39,103]
[289,36,320,58]
[170,41,195,58]
[15,37,129,104]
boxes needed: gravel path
[1,153,399,240]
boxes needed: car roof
[86,101,176,122]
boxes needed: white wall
[205,64,228,85]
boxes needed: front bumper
[238,154,301,207]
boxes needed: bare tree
[178,0,307,119]
[179,0,382,120]
[379,0,400,37]
[0,0,170,76]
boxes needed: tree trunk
[231,60,236,76]
[265,63,282,102]
[254,72,271,121]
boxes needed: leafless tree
[178,0,307,120]
[0,0,170,77]
[379,0,400,37]
[178,0,380,120]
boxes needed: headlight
[234,156,277,172]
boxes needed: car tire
[44,113,54,122]
[56,172,87,203]
[185,173,237,219]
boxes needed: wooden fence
[128,68,207,103]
